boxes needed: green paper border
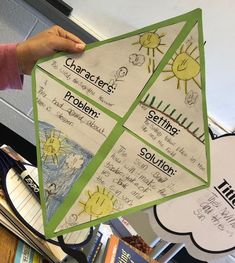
[32,8,211,238]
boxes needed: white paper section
[125,24,208,181]
[56,131,204,231]
[35,69,116,154]
[38,22,185,117]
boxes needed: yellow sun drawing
[132,30,166,73]
[78,186,117,221]
[41,129,69,165]
[162,43,200,94]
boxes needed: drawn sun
[132,30,166,73]
[41,129,69,165]
[78,186,117,221]
[162,42,200,94]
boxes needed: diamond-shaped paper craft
[32,9,210,238]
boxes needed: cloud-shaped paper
[147,132,235,257]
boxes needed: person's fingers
[65,31,86,45]
[48,36,85,52]
[49,25,85,45]
[58,27,85,45]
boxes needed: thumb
[50,36,86,53]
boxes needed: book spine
[109,217,137,237]
[104,235,119,263]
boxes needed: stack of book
[0,144,67,262]
[0,223,47,263]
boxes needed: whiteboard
[66,0,235,132]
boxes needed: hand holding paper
[16,25,85,75]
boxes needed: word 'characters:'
[65,58,114,94]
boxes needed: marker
[12,161,40,202]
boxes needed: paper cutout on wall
[147,132,235,260]
[32,9,211,238]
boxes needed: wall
[0,0,53,144]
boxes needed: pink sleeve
[0,43,23,90]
